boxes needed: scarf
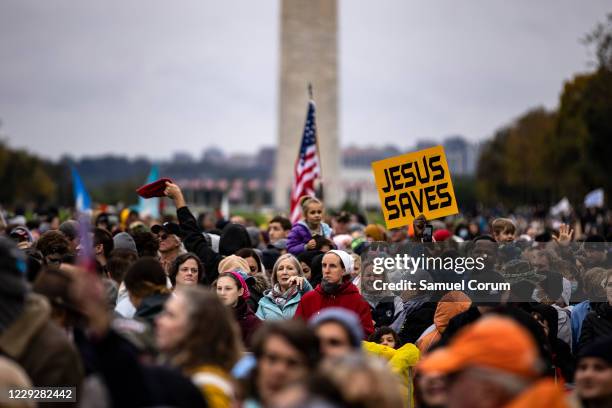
[269,284,299,308]
[321,275,352,295]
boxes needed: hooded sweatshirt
[416,291,471,353]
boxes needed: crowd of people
[1,182,612,408]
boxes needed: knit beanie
[327,249,354,276]
[113,232,138,254]
[309,307,364,347]
[0,238,27,332]
[59,220,79,241]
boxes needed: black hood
[219,223,251,256]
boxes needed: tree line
[476,14,612,207]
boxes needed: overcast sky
[0,1,609,161]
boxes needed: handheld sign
[371,146,458,229]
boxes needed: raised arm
[164,182,222,284]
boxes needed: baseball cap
[419,316,540,379]
[151,222,181,236]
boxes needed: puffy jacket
[294,280,374,336]
[416,291,471,353]
[256,281,313,320]
[0,294,84,404]
[287,221,332,256]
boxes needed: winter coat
[256,280,313,320]
[578,302,612,352]
[287,221,332,256]
[177,206,250,285]
[178,206,223,284]
[0,294,83,406]
[530,303,575,382]
[396,300,436,346]
[189,364,234,408]
[235,298,262,348]
[89,329,207,407]
[416,291,471,353]
[294,280,374,337]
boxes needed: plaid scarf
[269,284,299,308]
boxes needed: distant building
[172,151,194,164]
[443,136,479,176]
[201,147,225,163]
[256,147,276,167]
[340,166,380,209]
[415,140,436,151]
[342,145,401,167]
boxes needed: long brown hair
[168,286,242,371]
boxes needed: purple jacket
[287,221,332,256]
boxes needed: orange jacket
[416,291,471,353]
[504,378,569,408]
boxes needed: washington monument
[274,0,341,211]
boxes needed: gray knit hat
[113,232,138,254]
[59,220,79,241]
[309,307,364,348]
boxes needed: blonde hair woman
[256,254,313,320]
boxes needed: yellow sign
[371,146,459,229]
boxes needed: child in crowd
[368,326,399,349]
[492,218,516,243]
[287,196,332,256]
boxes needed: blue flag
[71,166,91,213]
[139,165,160,218]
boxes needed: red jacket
[295,281,374,337]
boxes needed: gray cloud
[0,0,609,160]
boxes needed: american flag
[290,100,321,223]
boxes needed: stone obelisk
[274,0,341,211]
